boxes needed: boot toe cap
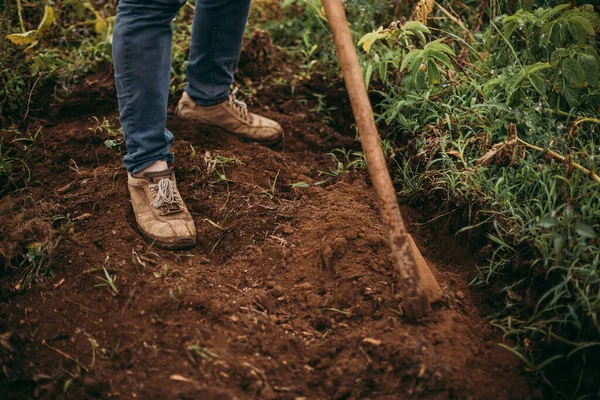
[137,214,197,249]
[253,117,283,143]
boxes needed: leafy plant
[399,38,456,88]
[18,241,50,288]
[1,1,116,124]
[6,5,54,53]
[95,267,119,295]
[491,3,600,111]
[358,21,434,88]
[89,117,124,152]
[320,148,366,177]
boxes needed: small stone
[296,282,314,290]
[306,293,322,308]
[282,225,295,235]
[344,230,358,240]
[362,337,382,346]
[121,231,134,241]
[271,285,284,297]
[321,244,333,270]
[259,385,276,400]
[330,237,348,258]
[456,290,465,300]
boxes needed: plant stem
[434,1,476,43]
[17,0,25,33]
[574,117,600,126]
[515,137,600,184]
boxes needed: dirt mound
[238,28,285,82]
[0,34,540,399]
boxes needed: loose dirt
[0,35,540,399]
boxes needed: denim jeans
[113,0,252,174]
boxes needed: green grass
[363,3,599,397]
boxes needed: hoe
[322,0,443,318]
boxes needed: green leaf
[564,204,574,220]
[425,39,455,56]
[568,19,591,45]
[541,21,554,38]
[575,223,597,238]
[415,70,426,88]
[403,21,430,34]
[430,51,454,70]
[530,74,544,93]
[536,216,558,229]
[413,30,426,44]
[549,3,570,18]
[562,84,580,108]
[378,61,388,84]
[562,58,586,88]
[550,48,569,62]
[31,61,40,77]
[503,21,520,38]
[551,22,562,47]
[400,49,421,71]
[579,53,599,87]
[553,235,564,255]
[409,55,423,78]
[483,77,503,95]
[569,15,594,35]
[525,62,552,75]
[365,63,373,90]
[6,30,37,45]
[427,60,441,85]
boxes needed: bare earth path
[0,41,539,399]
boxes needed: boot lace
[151,178,182,214]
[227,87,252,122]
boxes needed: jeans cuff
[126,153,174,175]
[184,87,228,106]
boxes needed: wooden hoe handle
[322,0,431,318]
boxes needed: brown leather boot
[176,89,283,144]
[128,168,196,249]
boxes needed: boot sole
[137,228,197,250]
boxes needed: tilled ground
[0,40,539,399]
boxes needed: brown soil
[0,35,541,399]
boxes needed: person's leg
[185,0,251,105]
[113,0,196,250]
[177,0,283,144]
[113,0,186,174]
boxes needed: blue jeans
[113,0,252,174]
